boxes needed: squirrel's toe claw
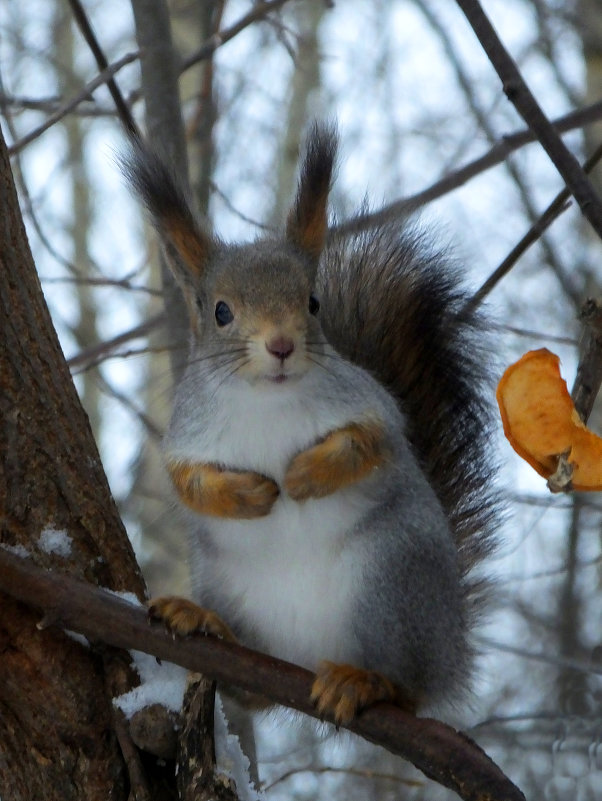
[148,596,237,641]
[310,661,407,725]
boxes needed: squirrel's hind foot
[310,661,416,725]
[148,596,237,642]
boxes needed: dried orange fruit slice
[496,348,602,490]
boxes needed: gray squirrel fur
[123,123,498,717]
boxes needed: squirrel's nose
[266,336,295,361]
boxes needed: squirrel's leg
[311,661,417,725]
[167,460,279,518]
[284,418,389,501]
[148,596,237,641]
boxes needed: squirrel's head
[123,123,337,386]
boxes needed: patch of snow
[38,527,72,557]
[0,543,29,558]
[105,588,145,607]
[113,650,187,719]
[63,629,90,648]
[214,693,265,801]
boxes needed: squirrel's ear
[286,123,337,262]
[120,142,213,288]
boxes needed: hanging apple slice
[496,348,602,490]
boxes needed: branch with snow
[0,547,525,801]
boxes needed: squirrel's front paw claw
[148,596,237,641]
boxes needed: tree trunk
[270,0,325,225]
[0,119,145,800]
[130,0,191,385]
[127,0,196,596]
[53,2,102,441]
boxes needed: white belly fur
[201,492,366,669]
[175,377,380,670]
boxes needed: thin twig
[66,312,166,369]
[419,0,575,305]
[67,0,140,139]
[179,0,293,74]
[455,0,602,238]
[477,634,601,675]
[333,99,602,235]
[8,52,139,155]
[263,765,423,792]
[40,273,163,295]
[466,137,602,312]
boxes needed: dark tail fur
[319,222,498,595]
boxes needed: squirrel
[123,123,498,726]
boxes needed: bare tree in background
[1,0,601,798]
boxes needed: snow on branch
[0,547,525,801]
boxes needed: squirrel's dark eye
[309,293,320,315]
[215,301,234,327]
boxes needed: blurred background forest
[1,0,601,798]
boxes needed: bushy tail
[319,222,498,588]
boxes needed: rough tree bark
[0,119,146,800]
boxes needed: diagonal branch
[465,137,602,312]
[179,0,294,74]
[66,311,166,369]
[333,99,602,236]
[67,0,140,139]
[7,52,139,155]
[455,0,602,240]
[0,548,525,801]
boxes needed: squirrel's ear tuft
[286,122,337,262]
[120,142,213,286]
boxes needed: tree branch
[465,137,602,313]
[67,0,140,139]
[66,311,166,370]
[332,98,602,236]
[179,0,294,75]
[547,297,602,493]
[7,52,139,155]
[0,548,525,801]
[455,0,602,240]
[572,298,602,422]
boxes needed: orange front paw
[168,460,279,518]
[148,596,236,642]
[285,419,389,501]
[215,470,280,518]
[284,442,336,500]
[310,661,413,725]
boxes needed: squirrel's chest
[173,380,346,482]
[172,375,376,667]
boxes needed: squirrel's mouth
[266,373,289,384]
